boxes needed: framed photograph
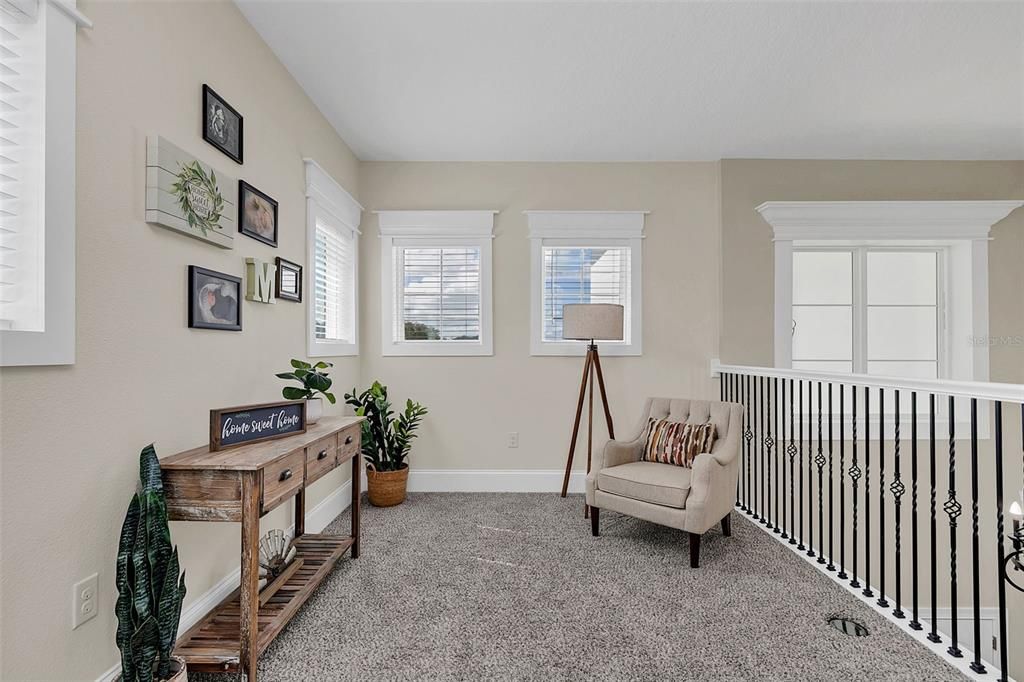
[275,257,302,302]
[188,265,242,331]
[202,84,243,164]
[238,180,278,246]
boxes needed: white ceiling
[236,1,1024,162]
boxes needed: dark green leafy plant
[115,445,187,682]
[344,381,427,472]
[276,359,336,404]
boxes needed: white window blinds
[542,246,630,342]
[0,3,45,331]
[313,216,355,344]
[395,246,481,341]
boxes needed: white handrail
[711,360,1024,404]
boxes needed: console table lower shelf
[174,534,353,673]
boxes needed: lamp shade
[562,303,624,341]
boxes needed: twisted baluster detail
[849,385,861,588]
[944,396,963,657]
[891,390,905,618]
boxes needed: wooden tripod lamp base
[558,304,623,501]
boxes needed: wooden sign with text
[210,400,306,451]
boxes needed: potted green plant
[344,381,427,507]
[276,359,336,424]
[115,445,187,682]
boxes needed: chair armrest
[594,435,645,472]
[684,451,740,534]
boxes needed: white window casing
[304,159,361,357]
[377,210,496,357]
[0,0,89,366]
[526,211,645,356]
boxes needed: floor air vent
[828,616,869,637]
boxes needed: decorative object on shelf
[146,136,236,248]
[202,84,243,164]
[275,257,302,302]
[276,359,336,425]
[209,400,306,451]
[238,180,278,246]
[344,381,427,507]
[244,258,277,303]
[558,304,623,509]
[259,529,298,579]
[115,445,188,682]
[187,265,241,331]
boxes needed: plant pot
[366,464,409,507]
[117,656,187,682]
[306,397,323,425]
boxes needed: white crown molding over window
[757,200,1024,241]
[304,159,362,357]
[526,210,646,356]
[377,210,497,357]
[760,200,1023,404]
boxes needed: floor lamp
[560,303,623,504]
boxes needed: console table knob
[317,449,328,460]
[345,435,353,445]
[279,469,293,482]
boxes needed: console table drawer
[305,435,338,484]
[337,425,360,462]
[262,451,303,512]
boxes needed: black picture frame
[238,180,279,247]
[188,265,242,331]
[275,257,302,302]
[202,84,243,164]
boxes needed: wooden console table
[161,416,364,681]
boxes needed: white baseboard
[96,480,353,682]
[407,469,587,493]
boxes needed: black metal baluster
[817,381,826,564]
[773,377,780,533]
[838,384,848,579]
[892,390,905,618]
[799,380,805,551]
[807,380,816,559]
[781,378,789,540]
[968,399,985,674]
[878,388,889,608]
[766,377,774,529]
[945,396,963,658]
[863,386,873,597]
[850,385,861,588]
[910,392,922,630]
[789,379,797,546]
[759,376,765,522]
[744,375,752,513]
[827,382,835,571]
[927,393,941,644]
[993,402,1009,682]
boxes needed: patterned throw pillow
[642,418,717,468]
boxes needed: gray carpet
[197,493,964,681]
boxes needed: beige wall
[719,158,1024,382]
[358,162,722,473]
[0,2,360,679]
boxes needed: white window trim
[526,211,645,357]
[377,210,496,357]
[0,0,89,366]
[304,159,362,357]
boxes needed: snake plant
[115,445,186,681]
[344,381,427,472]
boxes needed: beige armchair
[585,397,744,567]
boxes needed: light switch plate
[506,432,519,448]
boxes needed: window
[378,210,495,356]
[527,211,644,356]
[792,248,941,379]
[304,159,361,357]
[0,0,87,365]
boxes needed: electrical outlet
[72,573,98,629]
[506,432,519,448]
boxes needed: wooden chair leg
[688,532,701,568]
[721,513,732,537]
[590,506,600,536]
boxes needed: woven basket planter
[366,464,409,507]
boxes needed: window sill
[530,341,642,357]
[308,341,359,358]
[382,341,493,357]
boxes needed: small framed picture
[188,265,242,331]
[202,84,243,164]
[275,257,302,302]
[238,180,278,247]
